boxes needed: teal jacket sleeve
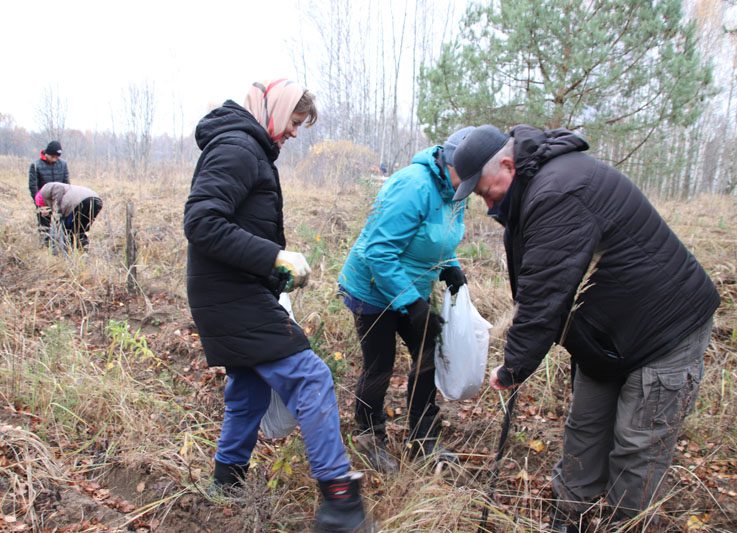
[363,176,429,311]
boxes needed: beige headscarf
[244,79,306,143]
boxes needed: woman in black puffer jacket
[184,80,368,532]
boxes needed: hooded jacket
[39,182,99,217]
[184,100,309,368]
[497,125,720,385]
[29,155,69,199]
[339,146,465,311]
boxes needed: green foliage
[307,321,347,381]
[456,241,491,262]
[296,222,328,266]
[105,319,159,368]
[419,0,712,162]
[40,321,76,363]
[265,438,305,490]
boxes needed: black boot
[213,459,249,487]
[315,472,371,533]
[548,519,580,533]
[548,505,581,533]
[353,425,399,473]
[407,415,458,463]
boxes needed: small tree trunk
[125,201,137,294]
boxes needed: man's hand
[490,364,515,390]
[439,266,467,295]
[274,250,311,292]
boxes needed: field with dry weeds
[0,155,736,532]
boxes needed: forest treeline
[1,0,735,196]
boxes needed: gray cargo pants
[552,318,712,519]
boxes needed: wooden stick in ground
[125,201,137,294]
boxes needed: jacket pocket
[562,314,624,380]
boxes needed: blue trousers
[215,348,350,481]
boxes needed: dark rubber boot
[213,459,249,487]
[407,415,458,464]
[549,519,580,533]
[353,426,399,473]
[315,472,372,532]
[548,505,582,533]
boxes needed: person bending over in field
[451,124,719,532]
[338,126,474,473]
[36,182,102,252]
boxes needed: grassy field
[0,155,735,532]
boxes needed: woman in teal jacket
[338,127,473,472]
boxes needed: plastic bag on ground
[434,285,492,401]
[260,293,300,439]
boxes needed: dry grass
[0,155,735,531]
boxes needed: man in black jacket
[29,141,70,243]
[453,125,720,531]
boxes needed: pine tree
[418,0,712,175]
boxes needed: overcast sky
[7,1,733,139]
[1,0,305,134]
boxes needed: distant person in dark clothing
[36,182,102,251]
[184,79,369,532]
[29,141,70,242]
[452,124,720,531]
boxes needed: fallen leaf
[515,469,529,481]
[119,501,135,513]
[136,481,146,493]
[685,513,710,531]
[93,488,111,501]
[528,439,545,453]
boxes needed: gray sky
[1,0,303,134]
[9,0,731,140]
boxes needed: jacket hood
[410,145,456,201]
[491,125,589,229]
[511,124,589,183]
[195,100,279,161]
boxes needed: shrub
[294,140,379,186]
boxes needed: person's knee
[310,358,335,390]
[296,356,338,413]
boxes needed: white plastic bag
[260,293,299,439]
[434,285,492,401]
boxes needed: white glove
[274,250,312,291]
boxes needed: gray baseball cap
[452,125,509,201]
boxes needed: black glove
[439,266,467,295]
[407,298,444,341]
